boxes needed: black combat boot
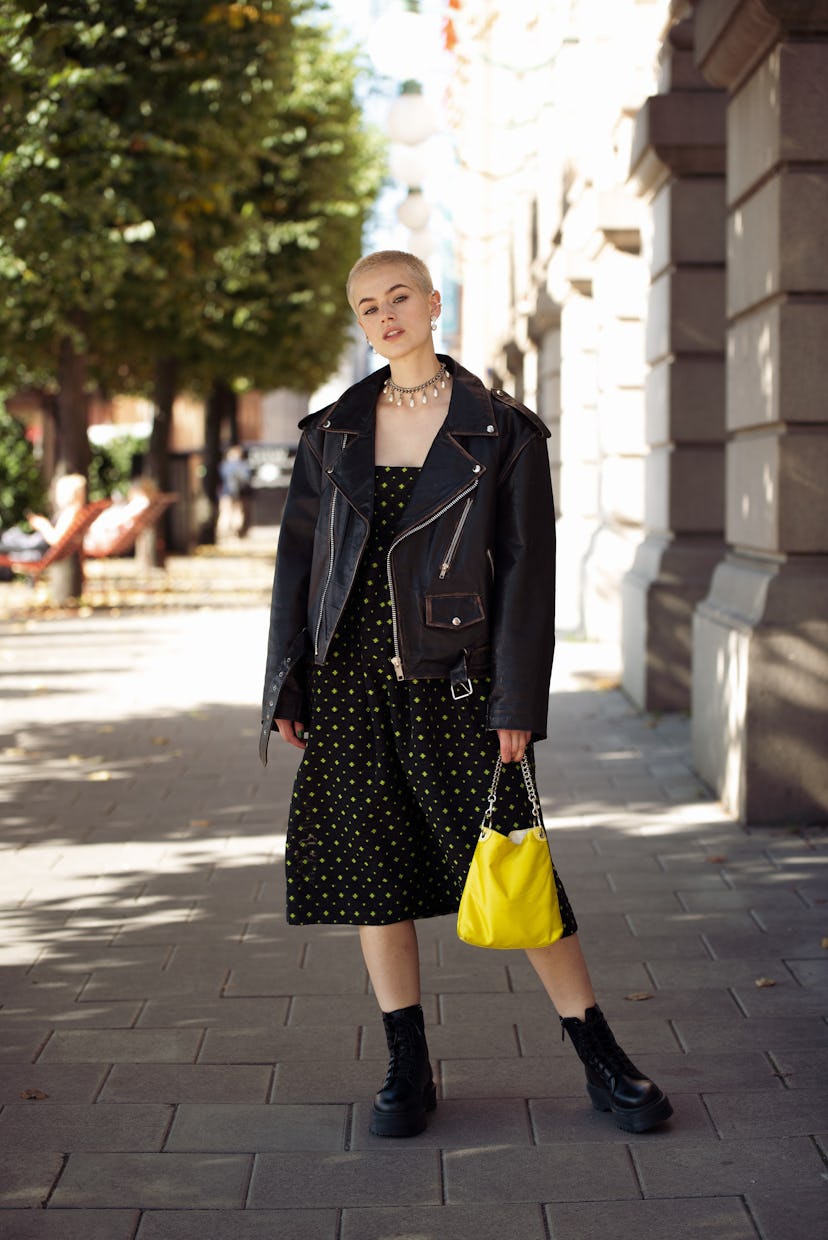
[561,1004,673,1133]
[370,1003,437,1138]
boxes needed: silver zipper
[386,479,479,680]
[314,434,348,656]
[439,495,474,579]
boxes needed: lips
[383,328,404,340]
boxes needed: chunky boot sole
[370,1080,437,1138]
[587,1082,673,1133]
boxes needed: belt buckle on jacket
[451,679,473,701]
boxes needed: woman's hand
[497,728,531,763]
[274,718,307,751]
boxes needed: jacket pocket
[425,592,485,629]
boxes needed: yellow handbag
[457,755,564,950]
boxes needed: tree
[0,0,301,593]
[0,2,383,582]
[192,19,385,539]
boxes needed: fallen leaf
[190,819,211,828]
[706,855,727,864]
[2,747,26,758]
[97,725,115,734]
[754,977,777,988]
[151,736,170,746]
[822,938,828,950]
[88,770,113,782]
[624,991,654,1002]
[20,1089,48,1101]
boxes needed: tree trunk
[49,331,90,605]
[200,379,236,546]
[137,356,178,569]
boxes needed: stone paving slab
[166,1103,348,1152]
[544,1197,760,1240]
[136,1211,339,1240]
[50,1152,253,1208]
[0,1211,141,1240]
[136,996,291,1028]
[702,1089,828,1138]
[631,1136,826,1196]
[199,1025,358,1064]
[745,1188,828,1240]
[442,1142,640,1202]
[247,1150,442,1209]
[0,1063,108,1103]
[340,1203,548,1240]
[0,1151,66,1208]
[100,1063,273,1103]
[37,1028,203,1063]
[0,1102,172,1150]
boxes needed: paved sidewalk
[0,605,825,1240]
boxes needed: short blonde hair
[346,250,434,310]
[54,473,86,510]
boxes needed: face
[351,263,440,360]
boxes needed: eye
[363,306,377,315]
[393,294,408,304]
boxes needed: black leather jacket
[259,356,556,765]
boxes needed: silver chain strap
[482,754,543,832]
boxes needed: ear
[430,289,442,317]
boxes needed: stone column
[529,291,562,500]
[583,199,648,646]
[691,0,828,822]
[622,16,728,711]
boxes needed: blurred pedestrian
[218,445,252,539]
[259,250,672,1139]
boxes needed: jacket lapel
[323,372,380,525]
[396,358,498,532]
[320,356,498,532]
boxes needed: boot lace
[589,1017,639,1077]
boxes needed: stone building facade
[448,0,827,823]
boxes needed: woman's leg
[359,919,421,1010]
[360,920,435,1138]
[525,933,596,1018]
[527,934,672,1132]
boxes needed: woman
[0,473,86,561]
[260,250,672,1139]
[82,476,157,555]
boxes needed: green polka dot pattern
[285,467,578,931]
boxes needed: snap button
[472,464,481,474]
[323,419,331,428]
[326,466,333,474]
[486,424,495,432]
[452,616,461,626]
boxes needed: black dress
[284,466,577,932]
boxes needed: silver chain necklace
[383,362,449,408]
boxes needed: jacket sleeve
[486,429,556,740]
[259,429,322,765]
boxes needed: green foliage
[0,403,47,528]
[0,1,383,489]
[88,433,149,501]
[0,1,305,386]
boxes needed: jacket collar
[320,356,499,531]
[314,356,498,438]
